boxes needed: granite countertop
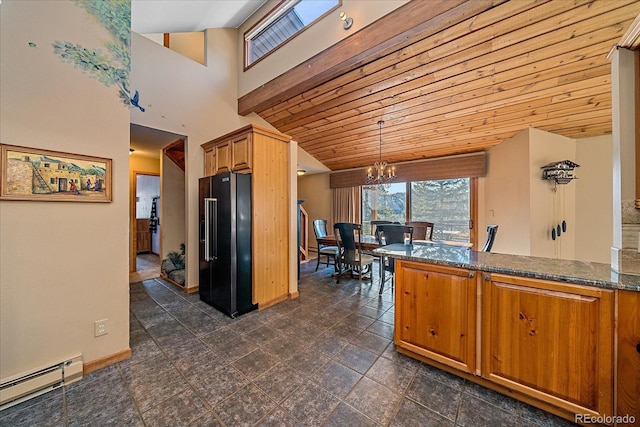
[374,242,640,292]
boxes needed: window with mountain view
[410,178,470,242]
[362,182,406,235]
[244,0,340,69]
[362,178,471,242]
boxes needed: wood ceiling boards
[238,0,640,172]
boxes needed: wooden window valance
[329,152,486,189]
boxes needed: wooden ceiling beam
[258,0,550,121]
[237,0,505,116]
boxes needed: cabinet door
[204,148,216,176]
[617,290,640,425]
[214,142,231,174]
[482,273,613,417]
[395,260,476,373]
[232,134,252,172]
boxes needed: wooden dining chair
[370,220,393,242]
[333,222,375,284]
[377,224,413,294]
[312,219,339,271]
[405,221,434,240]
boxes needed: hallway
[129,253,161,283]
[0,262,576,426]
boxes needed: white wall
[161,153,185,260]
[130,30,297,291]
[0,0,130,378]
[136,175,159,219]
[575,135,613,263]
[479,127,612,263]
[480,129,531,255]
[529,128,576,259]
[298,173,332,251]
[237,0,409,96]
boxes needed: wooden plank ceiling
[238,0,640,172]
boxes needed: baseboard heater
[0,354,83,411]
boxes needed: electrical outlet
[94,319,108,337]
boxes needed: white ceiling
[129,0,329,174]
[131,0,267,34]
[129,0,263,158]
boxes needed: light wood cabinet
[394,260,477,374]
[617,290,640,426]
[136,219,151,253]
[231,134,252,171]
[204,149,216,177]
[394,262,620,423]
[202,124,290,308]
[214,142,231,174]
[482,273,613,418]
[203,132,253,175]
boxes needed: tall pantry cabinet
[202,124,291,308]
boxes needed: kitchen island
[375,243,639,425]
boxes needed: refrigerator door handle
[204,198,218,261]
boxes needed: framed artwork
[0,144,112,202]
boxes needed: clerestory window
[244,0,340,69]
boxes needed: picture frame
[0,144,112,202]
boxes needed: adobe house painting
[1,145,111,202]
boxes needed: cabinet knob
[484,274,491,281]
[636,342,640,354]
[468,272,475,278]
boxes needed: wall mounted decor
[0,144,112,202]
[541,160,580,185]
[51,0,142,111]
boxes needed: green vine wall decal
[52,0,143,111]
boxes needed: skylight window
[244,0,340,69]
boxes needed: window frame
[243,0,341,71]
[360,178,479,248]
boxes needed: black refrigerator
[199,171,256,318]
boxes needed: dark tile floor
[0,261,578,426]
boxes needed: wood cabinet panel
[251,130,289,307]
[482,273,613,417]
[617,290,640,425]
[232,134,252,172]
[395,261,476,373]
[204,149,215,176]
[136,219,151,253]
[214,142,231,174]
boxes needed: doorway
[129,123,187,285]
[131,173,161,283]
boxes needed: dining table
[315,234,381,252]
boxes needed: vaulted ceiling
[238,0,640,172]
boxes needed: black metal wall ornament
[541,160,580,191]
[543,160,579,243]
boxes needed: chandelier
[366,120,395,185]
